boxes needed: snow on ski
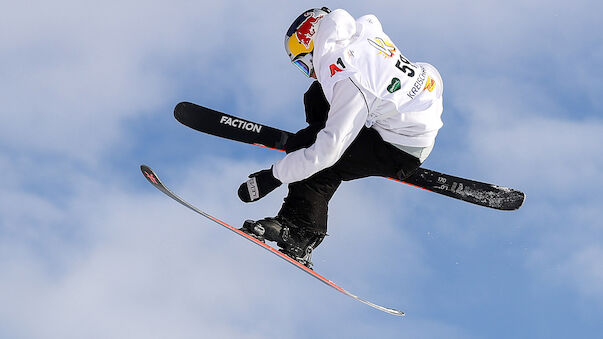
[140,165,405,317]
[174,102,525,211]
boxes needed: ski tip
[140,164,152,174]
[140,164,160,186]
[371,304,405,317]
[502,189,526,211]
[383,308,405,317]
[174,101,192,121]
[515,191,526,210]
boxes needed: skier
[238,7,444,268]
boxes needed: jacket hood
[313,9,357,60]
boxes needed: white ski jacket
[273,9,443,184]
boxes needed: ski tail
[402,168,525,211]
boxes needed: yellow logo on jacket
[424,77,436,92]
[367,37,396,58]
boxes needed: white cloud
[2,0,603,337]
[450,69,603,305]
[0,0,303,163]
[559,246,603,301]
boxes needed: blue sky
[1,0,602,338]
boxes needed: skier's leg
[277,169,341,234]
[276,126,421,236]
[333,127,422,182]
[249,170,338,268]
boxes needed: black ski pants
[277,126,421,234]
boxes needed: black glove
[238,167,282,203]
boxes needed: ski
[174,102,525,211]
[140,165,405,317]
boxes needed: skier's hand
[238,167,282,203]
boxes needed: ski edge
[140,164,405,317]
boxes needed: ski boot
[240,217,325,269]
[240,218,282,242]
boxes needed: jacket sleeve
[273,78,370,184]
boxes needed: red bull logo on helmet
[295,13,324,49]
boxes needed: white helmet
[284,7,331,77]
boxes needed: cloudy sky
[1,0,602,338]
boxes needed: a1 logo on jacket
[329,57,346,77]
